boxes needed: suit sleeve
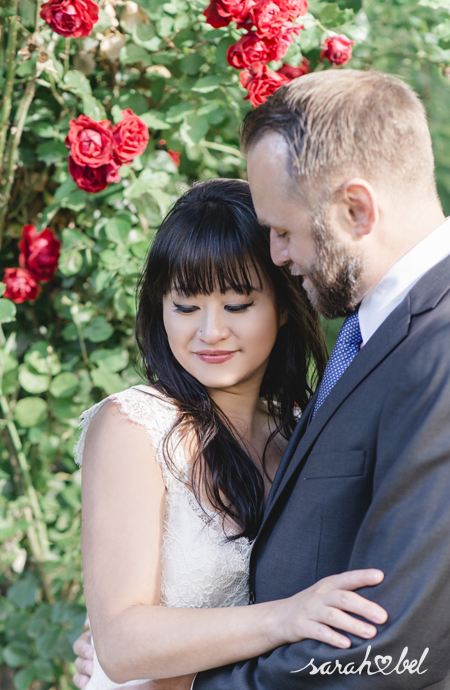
[193,330,450,689]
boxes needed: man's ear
[336,178,379,239]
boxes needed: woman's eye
[173,303,198,314]
[225,301,254,313]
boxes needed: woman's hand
[274,568,388,649]
[73,616,93,689]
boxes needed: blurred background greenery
[1,0,450,686]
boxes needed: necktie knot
[312,311,361,419]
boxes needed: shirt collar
[358,216,450,346]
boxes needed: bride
[72,179,387,690]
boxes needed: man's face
[247,132,364,319]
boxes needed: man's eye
[173,302,198,314]
[225,301,254,313]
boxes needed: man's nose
[270,229,290,266]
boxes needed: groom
[74,69,450,688]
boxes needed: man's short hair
[241,69,436,200]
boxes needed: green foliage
[1,0,450,687]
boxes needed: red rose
[321,34,356,66]
[112,109,149,165]
[167,150,181,167]
[250,0,288,37]
[277,57,310,79]
[203,0,232,27]
[203,0,253,27]
[240,63,290,107]
[40,0,99,38]
[18,225,61,283]
[2,268,42,304]
[65,115,114,168]
[68,156,120,193]
[227,33,273,69]
[276,0,308,18]
[264,23,300,60]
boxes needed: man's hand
[73,616,94,689]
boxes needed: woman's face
[162,271,285,393]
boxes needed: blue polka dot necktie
[312,310,362,419]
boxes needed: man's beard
[291,213,364,320]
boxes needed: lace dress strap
[73,385,183,489]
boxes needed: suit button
[249,591,256,604]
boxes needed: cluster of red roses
[203,0,356,106]
[40,0,99,38]
[65,109,149,194]
[2,226,61,304]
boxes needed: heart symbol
[375,655,393,672]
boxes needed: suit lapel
[259,293,412,532]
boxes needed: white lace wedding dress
[73,384,254,689]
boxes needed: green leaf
[130,240,149,259]
[132,23,162,51]
[83,316,114,343]
[139,112,171,130]
[58,250,83,276]
[0,282,5,296]
[3,643,33,668]
[7,577,39,609]
[105,217,131,244]
[0,298,16,323]
[54,177,87,211]
[114,89,149,115]
[63,70,92,96]
[62,226,94,249]
[120,44,152,67]
[91,367,124,395]
[179,53,204,75]
[13,397,48,428]
[36,141,68,165]
[215,35,236,69]
[50,372,79,398]
[91,269,115,292]
[27,617,50,638]
[36,626,60,659]
[18,364,51,394]
[435,19,450,41]
[191,75,222,93]
[25,342,61,376]
[180,112,209,145]
[13,665,36,690]
[31,658,55,682]
[82,93,108,121]
[90,347,129,372]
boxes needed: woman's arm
[82,400,387,685]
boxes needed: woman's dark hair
[135,178,326,541]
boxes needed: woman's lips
[195,350,237,364]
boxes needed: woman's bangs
[166,211,264,296]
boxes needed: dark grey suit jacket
[193,253,450,689]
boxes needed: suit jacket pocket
[303,450,367,479]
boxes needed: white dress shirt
[359,216,450,346]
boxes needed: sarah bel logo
[291,645,429,676]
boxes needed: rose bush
[1,0,450,688]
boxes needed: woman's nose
[270,228,290,266]
[197,310,230,343]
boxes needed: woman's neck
[207,380,267,445]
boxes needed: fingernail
[362,626,375,637]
